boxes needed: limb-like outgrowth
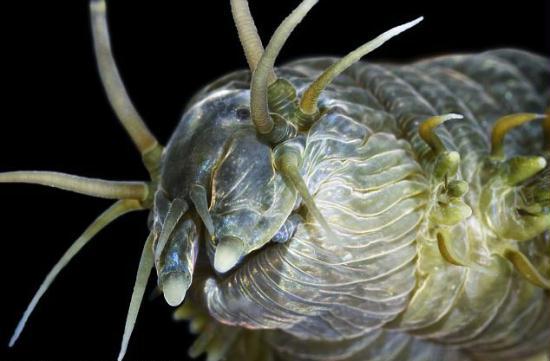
[9,199,143,347]
[490,113,546,158]
[188,323,216,358]
[446,180,469,198]
[418,114,464,180]
[250,0,318,135]
[0,171,148,201]
[419,114,463,153]
[504,249,550,290]
[173,299,241,361]
[430,198,472,226]
[90,0,162,169]
[275,149,335,240]
[437,232,467,267]
[500,156,547,186]
[433,151,461,180]
[117,232,155,361]
[528,167,550,208]
[480,155,548,241]
[299,17,423,115]
[190,184,215,236]
[230,0,276,83]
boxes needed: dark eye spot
[236,107,250,120]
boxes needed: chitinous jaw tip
[162,272,190,307]
[214,237,244,273]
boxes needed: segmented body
[4,2,548,360]
[169,49,550,361]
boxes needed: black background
[0,1,548,360]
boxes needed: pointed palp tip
[400,16,424,31]
[214,237,244,273]
[162,273,190,307]
[445,113,464,121]
[117,351,125,361]
[9,313,27,347]
[8,335,17,348]
[386,16,425,39]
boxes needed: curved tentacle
[230,0,276,83]
[504,249,550,289]
[90,0,162,169]
[0,171,149,201]
[250,0,318,135]
[275,148,334,240]
[490,113,546,158]
[419,114,464,153]
[117,232,155,361]
[299,17,423,114]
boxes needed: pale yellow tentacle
[0,171,148,201]
[90,0,161,159]
[230,0,276,83]
[250,0,318,135]
[117,232,155,361]
[300,17,423,114]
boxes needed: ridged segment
[196,49,550,360]
[416,50,549,156]
[266,328,472,361]
[206,102,427,341]
[388,66,489,181]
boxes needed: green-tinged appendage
[418,114,473,267]
[477,113,550,289]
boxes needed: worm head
[207,128,299,273]
[157,90,296,281]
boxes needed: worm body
[164,51,549,361]
[3,1,549,361]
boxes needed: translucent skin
[157,49,550,360]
